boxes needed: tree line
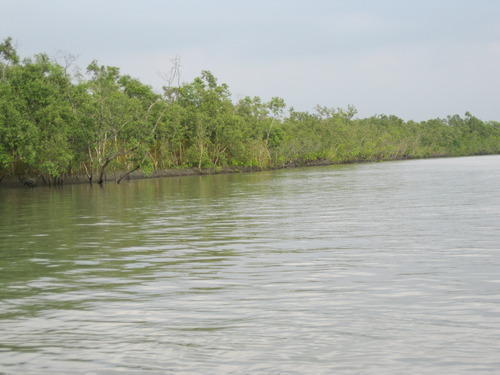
[1,37,500,185]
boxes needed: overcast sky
[2,0,500,120]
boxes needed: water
[1,155,500,374]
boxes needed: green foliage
[0,37,19,65]
[0,49,77,182]
[1,37,500,184]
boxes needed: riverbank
[0,162,317,188]
[2,151,497,188]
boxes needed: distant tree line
[1,37,500,185]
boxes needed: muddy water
[1,155,500,374]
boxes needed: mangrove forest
[1,37,500,186]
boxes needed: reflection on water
[1,156,500,374]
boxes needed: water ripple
[1,156,500,373]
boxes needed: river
[1,155,500,374]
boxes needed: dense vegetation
[1,37,500,185]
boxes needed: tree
[82,61,162,184]
[0,37,19,66]
[0,43,76,183]
[176,71,234,168]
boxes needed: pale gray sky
[2,0,500,120]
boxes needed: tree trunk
[116,165,140,184]
[98,159,112,185]
[98,147,138,185]
[83,162,93,184]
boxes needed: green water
[1,156,500,374]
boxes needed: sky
[2,0,500,120]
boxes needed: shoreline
[1,152,498,188]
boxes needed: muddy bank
[0,160,337,188]
[0,153,494,188]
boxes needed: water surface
[1,155,500,374]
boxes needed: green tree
[82,61,163,184]
[0,42,76,183]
